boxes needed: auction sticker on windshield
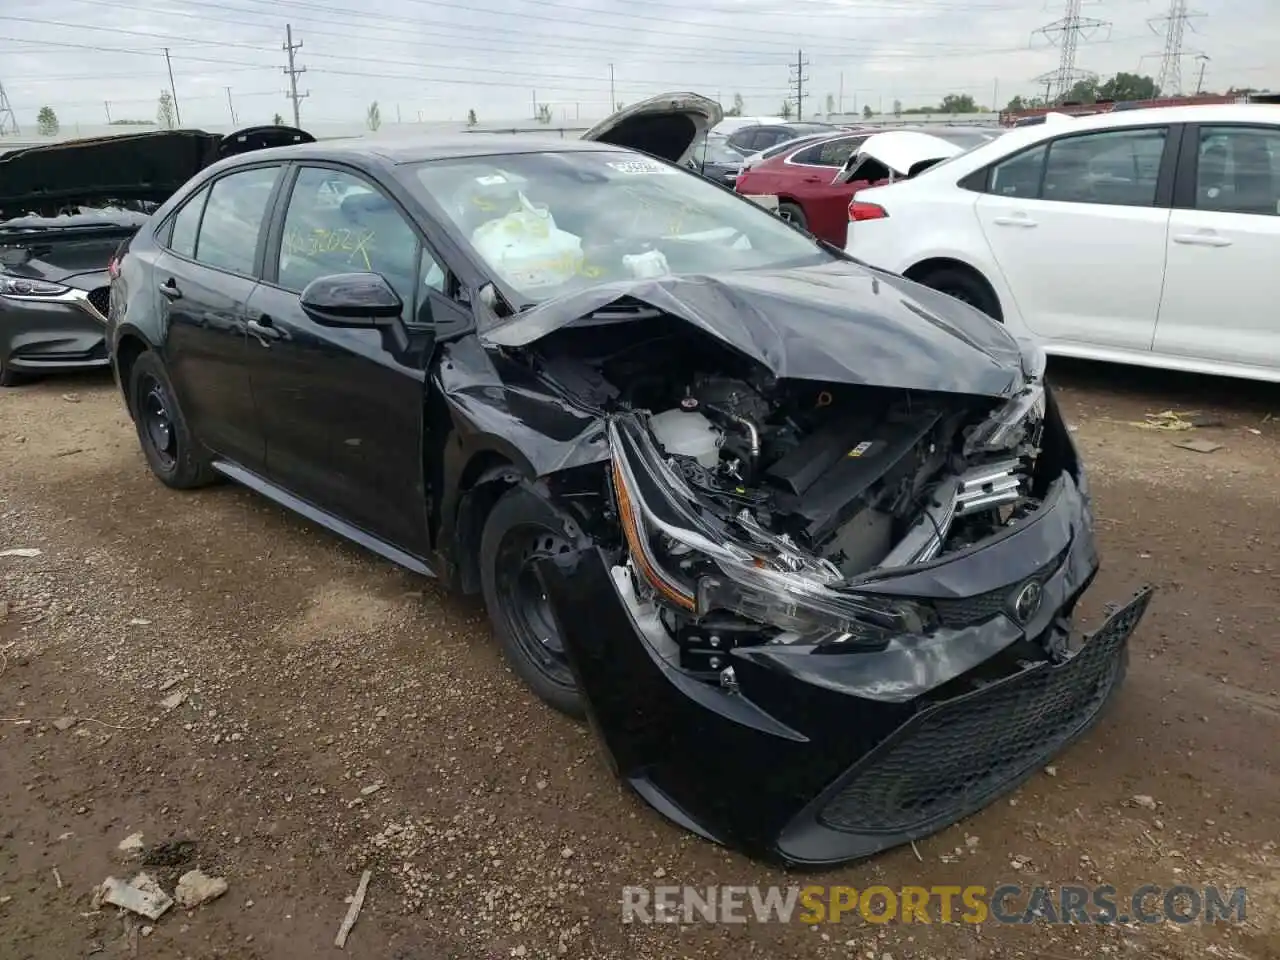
[607,159,677,176]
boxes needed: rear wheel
[778,201,808,230]
[914,265,1001,321]
[479,486,587,719]
[128,351,217,489]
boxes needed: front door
[1153,123,1280,372]
[973,125,1174,351]
[244,164,447,555]
[156,164,283,468]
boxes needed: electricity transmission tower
[788,49,810,120]
[1148,0,1205,96]
[0,81,18,136]
[282,24,309,127]
[1031,0,1111,103]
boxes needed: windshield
[406,150,832,305]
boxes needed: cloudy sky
[3,0,1276,129]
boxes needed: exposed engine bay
[513,312,1051,674]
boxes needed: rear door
[243,163,448,555]
[782,135,870,245]
[154,164,284,468]
[1153,122,1280,372]
[972,124,1175,351]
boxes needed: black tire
[915,265,1001,321]
[778,201,808,230]
[479,485,587,719]
[127,350,217,489]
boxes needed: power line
[1148,0,1205,96]
[788,48,810,120]
[1032,0,1112,103]
[282,23,308,126]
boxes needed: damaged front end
[531,326,1153,865]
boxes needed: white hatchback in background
[844,104,1280,382]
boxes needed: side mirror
[299,272,403,328]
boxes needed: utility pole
[1149,0,1205,97]
[531,89,537,119]
[1032,0,1110,103]
[609,64,615,111]
[282,24,308,128]
[104,100,112,123]
[787,48,809,119]
[992,78,1000,112]
[225,87,237,125]
[164,47,182,126]
[0,81,19,135]
[1194,53,1210,94]
[838,71,844,114]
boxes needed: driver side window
[277,167,446,320]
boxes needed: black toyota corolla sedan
[105,92,1153,866]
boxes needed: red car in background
[735,126,1002,246]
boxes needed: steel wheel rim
[140,374,177,469]
[494,525,575,689]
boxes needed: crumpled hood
[484,260,1027,398]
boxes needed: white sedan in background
[844,104,1280,382]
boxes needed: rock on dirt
[116,832,145,860]
[174,869,229,909]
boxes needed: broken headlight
[611,419,934,653]
[963,340,1047,458]
[696,558,936,652]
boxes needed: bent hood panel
[581,93,723,167]
[484,261,1025,398]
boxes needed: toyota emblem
[1013,580,1044,623]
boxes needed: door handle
[992,215,1038,228]
[246,316,281,344]
[1173,232,1232,247]
[802,176,823,183]
[158,279,182,300]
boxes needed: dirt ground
[2,360,1278,960]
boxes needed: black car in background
[686,131,746,186]
[724,120,843,155]
[0,125,313,386]
[104,91,1152,866]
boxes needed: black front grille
[932,550,1066,628]
[87,286,111,320]
[817,591,1150,836]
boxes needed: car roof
[1036,102,1278,130]
[216,133,630,168]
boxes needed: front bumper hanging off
[536,474,1154,867]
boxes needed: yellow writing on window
[283,227,377,271]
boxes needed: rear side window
[1193,125,1280,216]
[1041,128,1168,207]
[193,166,281,275]
[791,136,865,167]
[989,145,1048,198]
[167,187,209,258]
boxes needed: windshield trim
[398,148,836,315]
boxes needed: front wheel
[0,356,32,387]
[479,486,587,719]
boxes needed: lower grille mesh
[817,598,1144,835]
